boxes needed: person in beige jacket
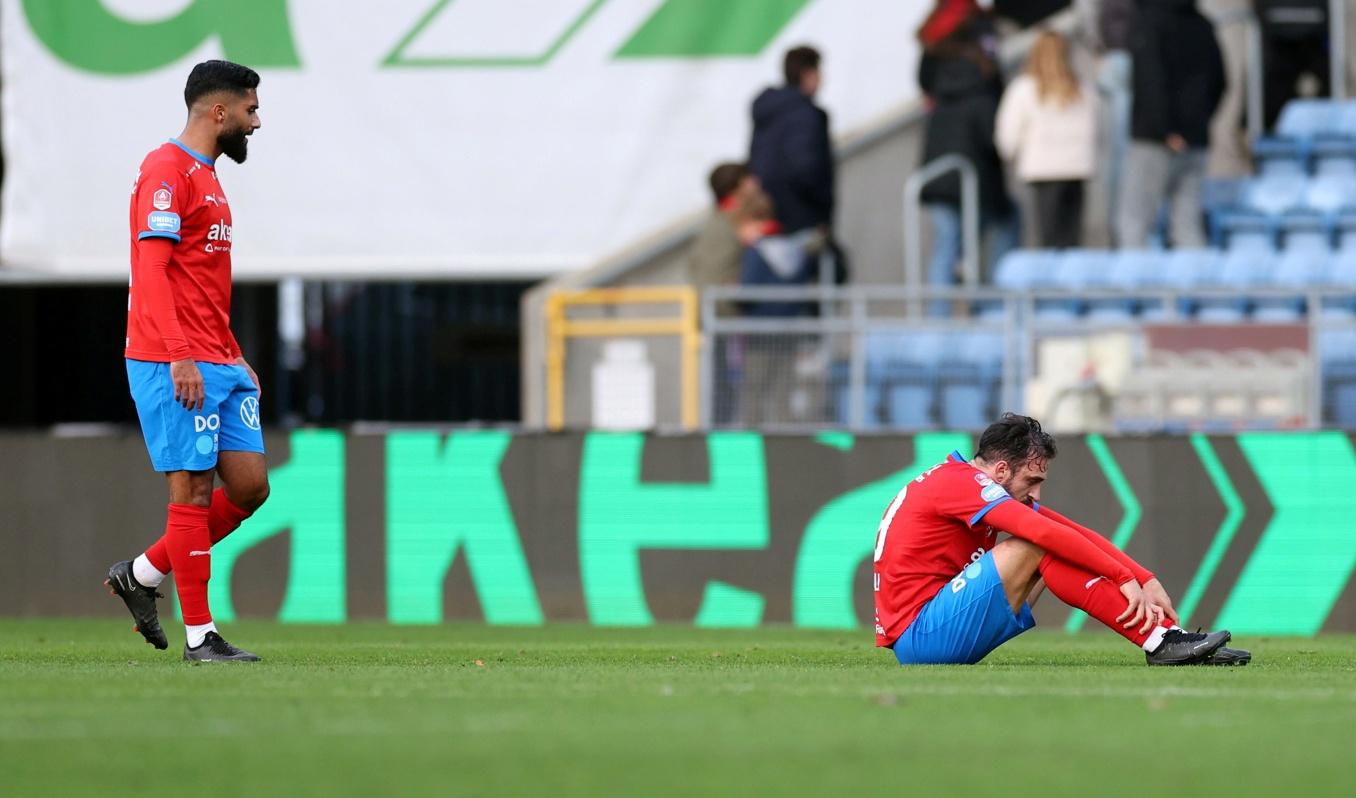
[995,31,1099,249]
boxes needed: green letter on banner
[579,432,768,627]
[208,430,346,622]
[1215,432,1356,635]
[23,0,299,75]
[386,432,543,625]
[793,432,971,629]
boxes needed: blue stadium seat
[1196,249,1267,322]
[1252,137,1308,177]
[1242,174,1307,216]
[1280,213,1332,253]
[1303,174,1356,214]
[1076,250,1135,321]
[1319,328,1356,427]
[1254,250,1328,321]
[1217,211,1277,252]
[1277,99,1340,138]
[1322,251,1356,318]
[938,331,1004,429]
[863,330,949,429]
[1158,249,1220,319]
[1313,138,1356,177]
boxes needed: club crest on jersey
[974,473,994,487]
[146,211,180,233]
[152,188,172,210]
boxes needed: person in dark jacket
[917,10,1017,317]
[1116,0,1225,248]
[748,46,834,235]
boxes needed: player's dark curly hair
[184,60,260,108]
[974,413,1057,468]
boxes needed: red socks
[1039,553,1160,647]
[164,503,213,625]
[144,489,252,573]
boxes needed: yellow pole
[546,294,565,431]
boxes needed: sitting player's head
[184,60,261,164]
[972,413,1057,505]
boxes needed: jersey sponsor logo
[194,414,221,432]
[208,220,233,241]
[204,193,227,206]
[146,211,181,232]
[240,396,261,430]
[980,483,1008,503]
[152,188,172,210]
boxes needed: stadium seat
[1254,250,1328,322]
[1313,138,1356,177]
[938,330,1004,429]
[1319,328,1356,427]
[1280,214,1332,253]
[1217,212,1276,253]
[1277,99,1340,138]
[1242,174,1307,216]
[863,330,948,429]
[1078,250,1136,321]
[1197,250,1266,322]
[1303,174,1356,214]
[1159,249,1220,319]
[1252,137,1308,177]
[1322,251,1356,317]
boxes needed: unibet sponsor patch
[147,211,181,232]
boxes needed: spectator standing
[996,30,1099,249]
[749,46,834,235]
[687,162,764,424]
[918,1,1017,316]
[1117,0,1225,248]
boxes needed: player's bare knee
[234,478,269,512]
[991,538,1045,580]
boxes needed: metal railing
[696,283,1356,432]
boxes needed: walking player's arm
[136,237,192,361]
[984,500,1135,586]
[1034,504,1154,584]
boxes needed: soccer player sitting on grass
[873,413,1250,666]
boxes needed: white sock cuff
[1142,625,1170,653]
[132,554,166,588]
[185,622,218,649]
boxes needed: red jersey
[873,452,1013,647]
[125,139,239,364]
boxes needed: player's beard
[218,125,250,164]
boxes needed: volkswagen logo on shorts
[240,396,261,430]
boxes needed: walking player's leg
[137,450,267,579]
[164,470,216,647]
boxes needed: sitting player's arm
[136,237,192,360]
[984,500,1136,585]
[1035,504,1155,585]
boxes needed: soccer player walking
[875,414,1250,666]
[106,61,269,662]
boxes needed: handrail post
[1333,0,1347,101]
[904,154,980,317]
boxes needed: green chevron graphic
[1215,433,1356,635]
[1065,434,1142,633]
[384,0,609,68]
[1176,435,1246,625]
[616,0,813,57]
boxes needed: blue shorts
[892,550,1036,665]
[126,359,264,472]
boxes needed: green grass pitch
[2,621,1353,797]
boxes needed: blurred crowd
[686,0,1338,321]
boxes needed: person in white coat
[995,31,1099,249]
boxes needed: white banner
[1,0,925,278]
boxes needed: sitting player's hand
[170,358,205,411]
[1141,578,1179,625]
[1116,580,1151,633]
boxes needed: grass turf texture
[1,622,1353,797]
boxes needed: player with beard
[105,60,268,661]
[874,414,1251,666]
